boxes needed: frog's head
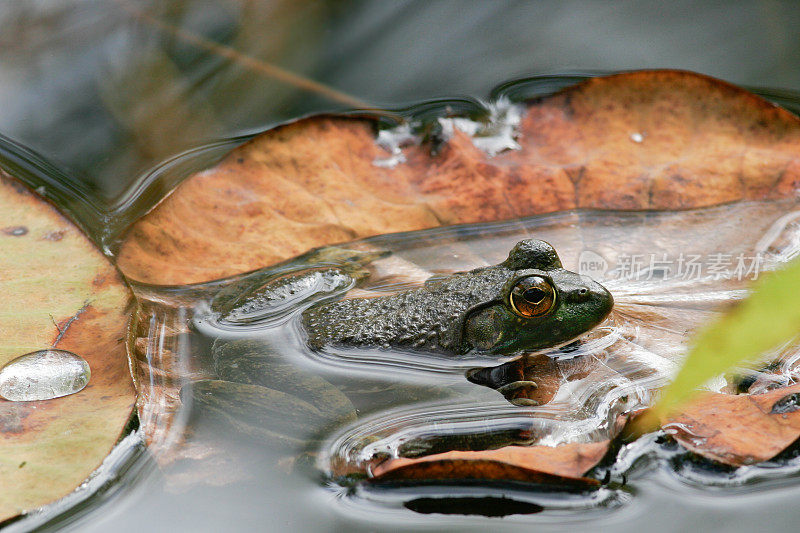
[462,240,613,354]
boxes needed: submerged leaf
[0,171,135,520]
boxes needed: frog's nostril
[570,287,590,302]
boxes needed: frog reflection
[302,240,613,356]
[467,349,601,406]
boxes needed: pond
[3,2,800,532]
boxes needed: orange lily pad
[369,441,608,487]
[117,70,800,285]
[0,171,135,520]
[663,383,800,467]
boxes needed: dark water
[4,2,800,532]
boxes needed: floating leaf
[117,70,800,285]
[0,171,134,520]
[664,383,800,466]
[369,442,608,487]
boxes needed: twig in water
[115,1,400,120]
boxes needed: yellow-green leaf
[650,258,800,422]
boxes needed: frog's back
[302,266,510,354]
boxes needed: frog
[192,239,613,456]
[301,239,614,356]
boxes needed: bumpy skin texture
[302,240,613,356]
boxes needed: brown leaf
[117,70,800,285]
[0,171,135,520]
[663,383,800,466]
[369,442,608,487]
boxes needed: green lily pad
[0,170,135,521]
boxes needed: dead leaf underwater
[0,171,135,521]
[116,71,800,487]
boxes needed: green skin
[302,239,614,356]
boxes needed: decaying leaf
[663,383,800,467]
[117,70,800,285]
[369,442,608,487]
[643,257,800,426]
[0,171,135,520]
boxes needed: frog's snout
[596,283,614,319]
[568,275,614,319]
[590,277,614,319]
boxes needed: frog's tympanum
[302,240,613,356]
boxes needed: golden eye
[509,276,556,318]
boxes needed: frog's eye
[509,276,556,318]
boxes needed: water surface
[14,197,800,532]
[5,64,800,530]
